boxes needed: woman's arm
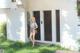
[35,22,38,29]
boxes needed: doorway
[33,11,41,40]
[43,10,52,41]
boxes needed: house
[0,0,80,51]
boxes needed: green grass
[0,41,69,53]
[0,37,69,53]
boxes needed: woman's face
[31,17,35,22]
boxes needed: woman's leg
[32,31,36,47]
[29,32,33,42]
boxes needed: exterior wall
[7,8,29,42]
[21,0,29,11]
[0,0,29,9]
[1,0,29,43]
[0,9,8,23]
[28,0,79,50]
[0,0,29,43]
[0,0,11,8]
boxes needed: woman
[29,16,38,47]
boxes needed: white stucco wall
[21,0,29,11]
[28,0,79,50]
[0,9,8,24]
[7,8,28,42]
[0,0,11,8]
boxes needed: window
[56,10,60,42]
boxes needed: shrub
[77,39,80,51]
[0,23,7,40]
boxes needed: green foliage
[77,4,80,10]
[77,39,80,44]
[0,40,69,53]
[9,41,25,49]
[40,49,55,53]
[0,23,7,40]
[77,1,80,16]
[77,39,80,51]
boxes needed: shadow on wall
[8,9,23,41]
[60,10,78,51]
[61,23,78,50]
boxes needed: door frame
[30,10,44,42]
[29,10,56,44]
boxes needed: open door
[33,11,41,40]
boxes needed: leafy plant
[40,49,55,53]
[77,39,80,51]
[0,23,7,40]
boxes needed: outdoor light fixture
[10,0,23,10]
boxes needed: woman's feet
[32,41,35,47]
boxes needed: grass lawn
[0,37,69,53]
